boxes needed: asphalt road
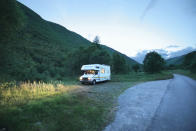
[104,74,196,131]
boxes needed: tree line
[0,36,133,81]
[67,37,131,75]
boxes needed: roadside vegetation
[112,71,173,82]
[170,69,196,80]
[0,70,174,131]
[0,81,105,131]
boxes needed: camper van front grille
[82,78,88,81]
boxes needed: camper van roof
[81,64,109,70]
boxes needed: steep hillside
[0,1,138,81]
[166,55,185,65]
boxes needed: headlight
[88,77,91,80]
[79,77,82,80]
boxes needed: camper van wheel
[92,80,96,85]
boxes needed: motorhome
[79,64,111,85]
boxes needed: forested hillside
[166,51,196,73]
[0,0,138,81]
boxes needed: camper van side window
[101,69,105,74]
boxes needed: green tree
[92,36,101,48]
[67,45,111,75]
[112,53,128,74]
[183,51,196,73]
[0,0,26,38]
[132,64,140,72]
[190,62,196,73]
[143,51,165,73]
[93,36,100,44]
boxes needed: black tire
[92,80,96,85]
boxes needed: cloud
[131,50,149,64]
[167,46,196,58]
[131,46,196,64]
[166,45,180,48]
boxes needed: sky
[18,0,196,57]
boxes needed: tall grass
[0,81,107,131]
[0,81,79,107]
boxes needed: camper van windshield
[84,70,98,75]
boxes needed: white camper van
[79,64,111,85]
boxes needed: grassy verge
[0,71,174,131]
[170,69,196,80]
[111,70,174,82]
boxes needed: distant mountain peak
[131,46,196,64]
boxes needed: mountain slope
[101,45,138,66]
[166,55,185,65]
[166,51,196,66]
[0,1,138,81]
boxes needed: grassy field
[0,70,177,131]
